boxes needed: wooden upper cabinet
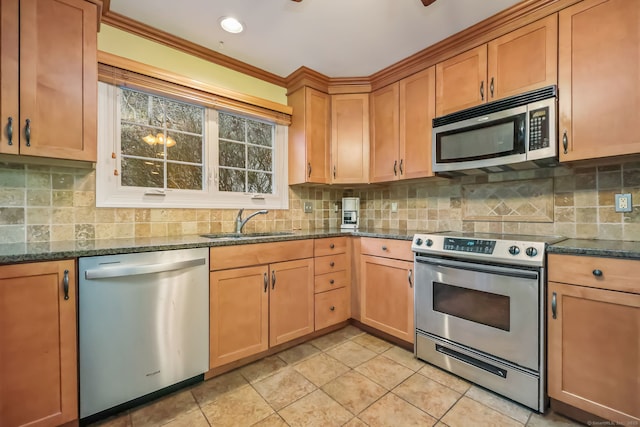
[331,93,370,184]
[559,0,640,161]
[399,67,435,180]
[370,83,400,183]
[436,45,487,117]
[1,0,97,161]
[288,86,330,184]
[436,15,557,117]
[0,260,78,427]
[487,14,558,101]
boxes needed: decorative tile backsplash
[1,159,640,244]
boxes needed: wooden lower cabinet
[210,257,314,368]
[0,260,78,427]
[547,281,640,424]
[360,255,414,343]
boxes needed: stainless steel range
[412,232,564,412]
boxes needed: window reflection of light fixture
[142,133,176,147]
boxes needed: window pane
[121,123,164,159]
[166,132,203,163]
[150,96,167,128]
[219,140,246,168]
[219,113,245,141]
[166,101,203,133]
[121,158,164,188]
[248,120,273,147]
[248,145,272,172]
[248,171,272,193]
[120,90,150,124]
[219,168,246,192]
[168,163,202,190]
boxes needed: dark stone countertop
[0,228,417,264]
[548,239,640,260]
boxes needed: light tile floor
[92,326,583,427]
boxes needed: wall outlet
[303,201,313,213]
[391,202,398,213]
[615,193,632,213]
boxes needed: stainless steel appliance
[412,232,564,412]
[341,197,360,230]
[78,248,209,423]
[432,86,557,176]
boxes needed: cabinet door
[0,0,19,155]
[269,258,314,347]
[487,14,557,101]
[548,282,640,424]
[331,93,369,184]
[19,0,97,161]
[559,0,640,161]
[210,266,269,368]
[0,260,77,427]
[360,255,414,343]
[288,87,330,184]
[435,45,487,116]
[399,67,435,180]
[370,83,400,183]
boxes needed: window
[96,83,288,209]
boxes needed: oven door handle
[415,256,539,280]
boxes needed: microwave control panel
[528,107,549,151]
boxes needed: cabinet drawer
[315,287,349,330]
[548,254,640,294]
[314,270,347,293]
[314,237,347,257]
[210,240,313,271]
[360,237,413,261]
[315,254,348,275]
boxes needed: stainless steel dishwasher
[78,247,209,422]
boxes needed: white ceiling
[108,0,523,78]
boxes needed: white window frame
[96,82,289,209]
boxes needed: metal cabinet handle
[25,118,31,147]
[562,131,568,154]
[63,269,70,300]
[330,243,335,249]
[329,279,335,285]
[480,81,484,101]
[490,77,494,98]
[381,246,388,251]
[264,272,268,293]
[6,117,13,145]
[399,159,404,175]
[330,306,335,311]
[551,292,557,319]
[393,160,398,176]
[408,269,413,288]
[333,165,336,179]
[271,270,276,289]
[330,261,335,267]
[592,269,603,277]
[307,162,312,178]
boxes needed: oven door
[415,255,539,370]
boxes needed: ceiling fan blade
[421,0,437,5]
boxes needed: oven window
[433,282,510,331]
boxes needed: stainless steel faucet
[235,209,268,233]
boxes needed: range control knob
[508,245,520,256]
[525,247,538,257]
[426,239,434,247]
[415,238,423,246]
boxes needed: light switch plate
[304,201,313,213]
[391,202,398,213]
[615,193,632,213]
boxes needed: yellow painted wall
[98,25,287,105]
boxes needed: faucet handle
[236,208,244,219]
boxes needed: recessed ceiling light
[219,17,244,34]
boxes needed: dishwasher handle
[84,257,206,280]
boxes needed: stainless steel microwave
[432,86,557,176]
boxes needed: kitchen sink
[200,231,296,239]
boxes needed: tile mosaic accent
[462,178,554,222]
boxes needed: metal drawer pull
[63,269,70,300]
[264,273,268,293]
[330,306,335,311]
[7,117,13,145]
[381,246,387,251]
[25,118,31,146]
[333,165,336,179]
[592,269,603,277]
[562,131,568,154]
[330,243,335,249]
[330,261,335,267]
[551,292,557,319]
[329,279,334,285]
[272,270,276,289]
[408,269,413,288]
[307,162,312,177]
